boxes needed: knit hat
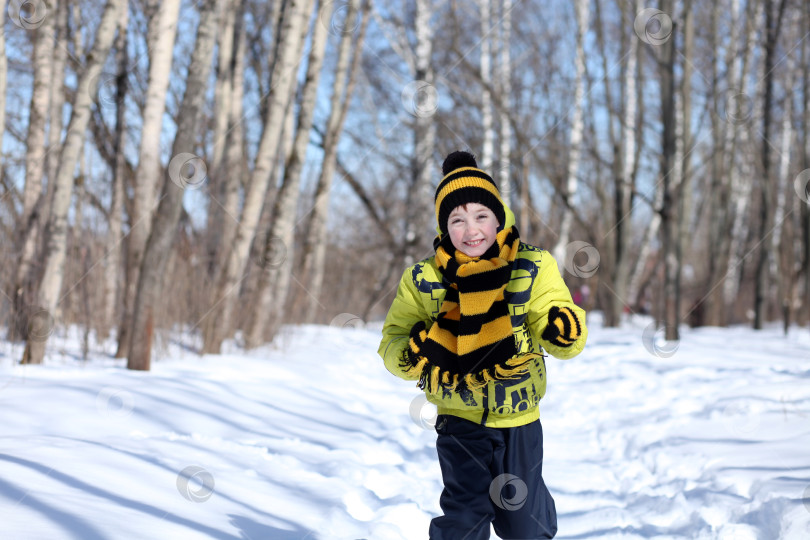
[435,151,505,235]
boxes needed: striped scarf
[402,226,540,395]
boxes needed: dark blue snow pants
[428,415,557,540]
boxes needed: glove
[541,306,582,347]
[408,320,429,357]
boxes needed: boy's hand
[408,320,429,357]
[541,306,582,347]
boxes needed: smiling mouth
[465,239,484,247]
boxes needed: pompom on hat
[435,151,505,235]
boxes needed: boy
[378,151,587,539]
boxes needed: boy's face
[447,203,500,258]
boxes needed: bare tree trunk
[13,0,54,339]
[754,0,787,329]
[658,0,679,341]
[705,0,744,327]
[626,1,653,312]
[0,1,5,193]
[204,0,236,267]
[552,0,588,273]
[401,0,436,264]
[102,3,129,339]
[127,0,223,371]
[480,0,494,170]
[244,0,333,347]
[722,0,762,316]
[200,0,247,353]
[202,0,313,353]
[496,0,512,198]
[22,0,122,365]
[677,0,695,325]
[772,33,796,334]
[301,0,369,323]
[116,0,182,358]
[803,0,810,327]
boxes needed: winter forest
[1,0,809,366]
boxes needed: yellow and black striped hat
[435,151,505,235]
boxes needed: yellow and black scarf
[401,226,541,395]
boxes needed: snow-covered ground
[1,315,809,539]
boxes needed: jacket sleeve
[378,266,430,381]
[526,252,588,359]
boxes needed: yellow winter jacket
[378,211,587,428]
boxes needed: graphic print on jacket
[406,244,548,421]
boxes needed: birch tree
[704,0,744,326]
[497,0,512,198]
[0,0,6,217]
[116,0,182,358]
[127,0,223,370]
[753,0,788,330]
[658,0,679,340]
[102,2,129,337]
[803,0,810,326]
[243,0,332,347]
[480,0,494,170]
[201,0,313,354]
[22,0,122,365]
[13,0,54,336]
[301,0,369,324]
[404,0,436,262]
[552,0,588,276]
